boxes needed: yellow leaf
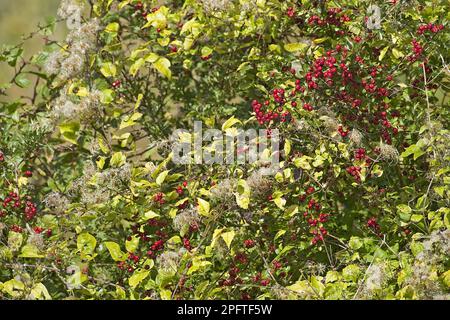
[221,230,235,249]
[153,57,172,79]
[284,42,308,52]
[197,198,210,216]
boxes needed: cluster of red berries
[299,186,331,245]
[0,151,4,162]
[234,252,248,265]
[183,237,191,251]
[2,192,38,221]
[338,125,349,137]
[286,6,295,18]
[175,181,188,195]
[147,239,164,258]
[354,148,366,161]
[243,239,256,248]
[133,1,157,19]
[32,226,52,237]
[417,23,444,35]
[251,99,290,125]
[153,192,165,205]
[305,49,346,89]
[253,273,270,287]
[346,166,362,183]
[24,200,38,220]
[408,40,424,62]
[169,45,178,53]
[10,225,23,233]
[128,252,140,264]
[219,265,243,287]
[307,8,350,27]
[112,80,121,88]
[367,217,381,236]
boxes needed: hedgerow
[0,0,449,300]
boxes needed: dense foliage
[0,0,449,300]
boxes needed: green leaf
[325,271,340,283]
[284,139,291,157]
[397,204,412,221]
[144,210,160,220]
[342,264,360,282]
[201,46,213,57]
[274,230,286,240]
[105,22,119,33]
[294,156,312,170]
[15,74,31,88]
[30,283,51,300]
[349,236,363,250]
[129,57,145,77]
[77,233,97,255]
[187,257,211,275]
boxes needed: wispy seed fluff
[349,129,363,146]
[157,249,186,272]
[67,19,100,52]
[59,52,84,81]
[378,142,399,162]
[407,229,450,299]
[43,192,70,216]
[52,89,104,123]
[358,263,389,298]
[173,207,200,232]
[43,51,64,75]
[57,0,83,21]
[200,0,232,12]
[209,178,236,204]
[45,16,100,81]
[246,169,272,198]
